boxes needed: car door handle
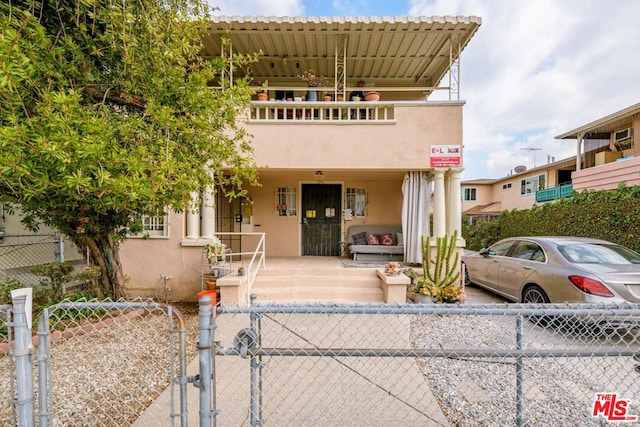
[522,266,532,270]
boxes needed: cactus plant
[417,231,464,303]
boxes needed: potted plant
[364,91,381,101]
[298,69,329,101]
[205,242,226,265]
[384,261,401,276]
[256,80,268,101]
[419,231,465,303]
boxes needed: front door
[301,184,341,256]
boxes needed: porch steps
[251,267,384,304]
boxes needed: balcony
[535,183,574,203]
[572,155,640,192]
[249,100,395,123]
[242,101,464,171]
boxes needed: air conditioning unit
[614,128,632,143]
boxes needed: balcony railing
[535,183,574,203]
[248,100,396,123]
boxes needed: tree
[0,0,258,298]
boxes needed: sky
[211,0,640,181]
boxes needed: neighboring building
[119,16,482,300]
[462,102,639,221]
[557,102,640,191]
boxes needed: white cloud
[410,0,640,179]
[210,0,304,16]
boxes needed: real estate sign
[430,145,461,168]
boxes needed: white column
[185,192,200,239]
[447,169,463,236]
[200,185,215,239]
[575,132,584,171]
[432,170,446,237]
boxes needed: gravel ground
[410,312,636,426]
[0,302,200,426]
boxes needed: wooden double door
[301,184,341,256]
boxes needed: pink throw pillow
[365,233,380,245]
[378,233,394,246]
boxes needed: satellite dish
[514,165,527,173]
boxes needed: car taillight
[568,275,614,297]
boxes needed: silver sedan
[462,236,640,304]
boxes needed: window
[520,175,545,195]
[463,187,477,201]
[131,211,169,238]
[276,187,297,217]
[488,240,517,256]
[502,183,512,190]
[511,241,545,262]
[346,188,366,217]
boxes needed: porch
[216,256,411,306]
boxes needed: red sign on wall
[430,145,461,168]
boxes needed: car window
[511,241,546,262]
[558,244,640,264]
[488,240,517,256]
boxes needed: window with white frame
[502,183,512,190]
[346,188,366,217]
[130,210,169,238]
[520,175,545,195]
[276,186,297,217]
[462,187,477,201]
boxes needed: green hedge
[462,184,640,252]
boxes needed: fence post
[515,314,524,427]
[55,233,64,263]
[11,292,35,427]
[198,295,213,427]
[249,294,261,426]
[37,308,51,427]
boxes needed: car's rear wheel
[462,262,472,286]
[522,285,549,304]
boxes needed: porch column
[200,186,216,239]
[185,192,200,239]
[447,169,463,236]
[575,132,585,171]
[432,170,446,237]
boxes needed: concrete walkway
[134,261,505,426]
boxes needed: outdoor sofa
[346,225,404,261]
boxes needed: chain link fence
[0,298,190,426]
[0,233,84,287]
[0,304,15,427]
[205,301,640,426]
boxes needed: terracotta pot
[206,279,217,290]
[257,92,268,101]
[364,91,381,101]
[323,95,332,102]
[336,94,344,101]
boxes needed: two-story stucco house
[462,102,639,223]
[119,15,482,303]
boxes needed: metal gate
[1,296,189,426]
[202,297,640,426]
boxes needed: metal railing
[249,100,396,123]
[211,232,266,305]
[535,183,574,203]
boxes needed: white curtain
[402,171,431,264]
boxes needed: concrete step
[251,268,384,303]
[253,285,384,304]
